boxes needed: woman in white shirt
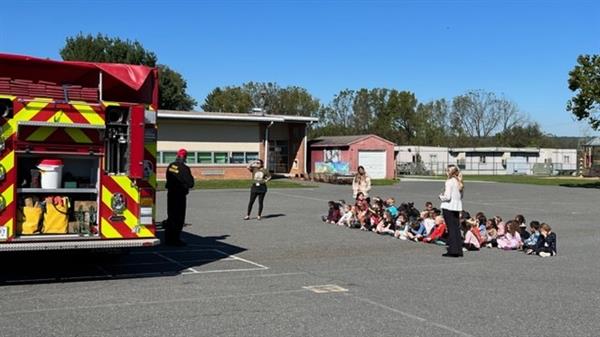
[439,165,464,257]
[352,166,372,198]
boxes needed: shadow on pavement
[0,231,247,285]
[261,213,286,219]
[559,181,600,189]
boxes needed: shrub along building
[157,110,318,180]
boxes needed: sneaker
[243,216,250,220]
[462,247,468,252]
[399,236,407,241]
[413,238,419,242]
[486,243,493,248]
[539,252,551,257]
[525,249,534,255]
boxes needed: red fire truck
[0,54,160,251]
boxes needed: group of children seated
[322,192,557,257]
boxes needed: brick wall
[158,165,252,180]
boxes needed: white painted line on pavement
[181,267,266,275]
[215,249,269,270]
[303,284,348,293]
[154,252,200,274]
[351,295,475,337]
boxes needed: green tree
[495,123,551,148]
[390,91,419,143]
[60,33,196,110]
[201,86,253,113]
[414,99,449,146]
[158,65,197,111]
[202,82,320,116]
[567,54,600,129]
[352,89,373,133]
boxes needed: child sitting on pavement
[463,220,481,251]
[394,211,409,240]
[375,209,396,235]
[322,201,341,224]
[497,220,523,250]
[421,210,436,235]
[337,204,356,227]
[528,223,557,257]
[515,214,529,241]
[423,215,447,244]
[406,217,427,242]
[355,192,370,231]
[484,217,498,248]
[368,198,384,232]
[522,221,540,251]
[385,198,399,220]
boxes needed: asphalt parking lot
[1,180,599,337]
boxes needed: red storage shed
[309,135,395,179]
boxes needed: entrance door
[268,140,289,173]
[358,150,387,179]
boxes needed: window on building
[163,152,177,164]
[214,152,228,164]
[479,155,486,164]
[187,152,198,164]
[457,159,466,169]
[230,152,245,164]
[564,155,570,163]
[159,151,261,165]
[198,152,212,164]
[430,154,437,163]
[246,152,259,163]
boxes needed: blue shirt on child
[409,222,427,236]
[386,206,399,219]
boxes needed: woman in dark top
[244,159,271,220]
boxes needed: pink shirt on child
[464,230,481,248]
[497,232,522,250]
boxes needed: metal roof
[585,137,600,146]
[449,147,540,153]
[158,109,318,123]
[310,134,394,147]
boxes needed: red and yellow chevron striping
[99,175,154,239]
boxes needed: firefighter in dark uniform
[165,148,195,246]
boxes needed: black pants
[166,190,187,242]
[247,190,266,216]
[443,209,463,256]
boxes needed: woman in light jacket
[439,165,464,257]
[352,166,372,198]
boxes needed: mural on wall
[315,149,350,174]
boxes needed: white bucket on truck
[38,159,64,189]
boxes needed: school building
[156,110,318,180]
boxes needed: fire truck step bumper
[0,238,160,252]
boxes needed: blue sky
[1,0,598,136]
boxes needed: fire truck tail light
[140,197,153,207]
[140,207,153,216]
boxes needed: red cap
[177,149,187,158]
[40,159,63,166]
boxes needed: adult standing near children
[165,148,195,246]
[439,164,464,257]
[352,166,372,198]
[244,159,271,220]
